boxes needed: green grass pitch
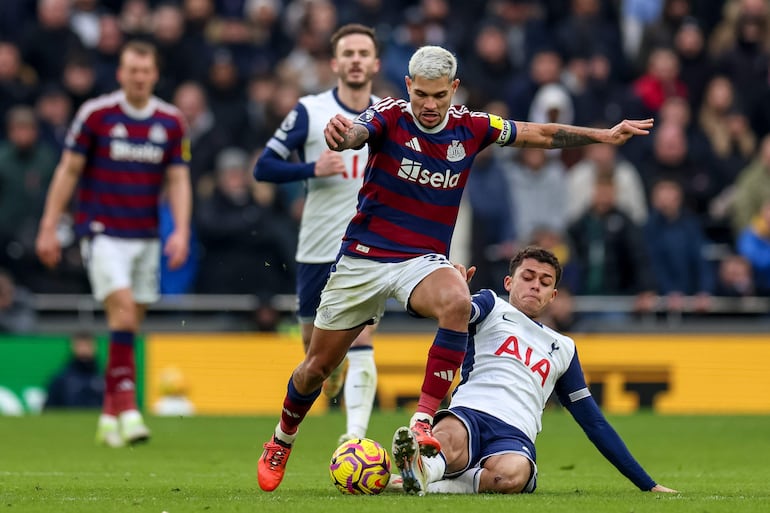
[2,410,769,512]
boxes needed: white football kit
[445,289,657,491]
[264,89,378,263]
[451,290,577,443]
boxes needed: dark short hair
[330,23,378,57]
[508,246,562,286]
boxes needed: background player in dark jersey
[390,248,677,495]
[36,40,192,448]
[258,45,653,492]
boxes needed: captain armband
[489,114,513,145]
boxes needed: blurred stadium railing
[30,293,770,333]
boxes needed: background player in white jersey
[391,247,677,495]
[253,24,380,443]
[257,44,654,493]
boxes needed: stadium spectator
[567,175,657,316]
[503,146,568,245]
[709,0,770,128]
[18,0,85,85]
[672,15,715,112]
[554,0,625,79]
[44,331,103,409]
[567,138,648,226]
[639,121,721,219]
[0,106,58,280]
[698,75,757,182]
[34,84,73,153]
[203,47,249,145]
[151,2,208,100]
[91,14,125,93]
[0,41,37,135]
[644,177,714,313]
[254,24,382,445]
[715,253,756,296]
[657,95,712,167]
[485,0,549,74]
[60,53,100,112]
[636,0,693,72]
[389,247,678,495]
[118,0,153,40]
[257,44,656,492]
[172,81,229,188]
[504,47,563,122]
[466,143,517,295]
[195,147,295,318]
[70,0,103,49]
[736,196,770,295]
[35,40,192,448]
[632,46,688,115]
[380,6,431,95]
[461,21,516,109]
[730,135,770,237]
[568,47,647,128]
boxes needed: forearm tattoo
[341,124,368,149]
[551,129,599,148]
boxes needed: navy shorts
[435,406,538,493]
[296,262,334,322]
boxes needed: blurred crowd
[2,0,770,332]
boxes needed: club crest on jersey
[446,140,466,162]
[149,123,168,143]
[109,123,128,138]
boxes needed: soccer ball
[329,437,391,495]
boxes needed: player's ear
[404,75,412,92]
[503,274,513,292]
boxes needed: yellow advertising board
[145,333,770,415]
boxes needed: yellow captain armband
[490,115,513,145]
[181,137,192,162]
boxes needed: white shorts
[80,235,160,304]
[314,253,454,330]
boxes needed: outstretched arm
[556,355,678,493]
[325,113,370,151]
[512,119,654,148]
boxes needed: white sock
[410,412,434,427]
[344,347,377,437]
[274,423,297,445]
[421,453,447,483]
[426,468,481,494]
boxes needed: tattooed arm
[324,113,370,151]
[512,119,654,148]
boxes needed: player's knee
[486,472,528,494]
[302,355,338,384]
[442,291,471,322]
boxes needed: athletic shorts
[435,406,538,493]
[314,253,455,331]
[296,262,334,324]
[80,235,160,303]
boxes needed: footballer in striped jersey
[258,44,654,493]
[254,24,382,452]
[36,41,192,449]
